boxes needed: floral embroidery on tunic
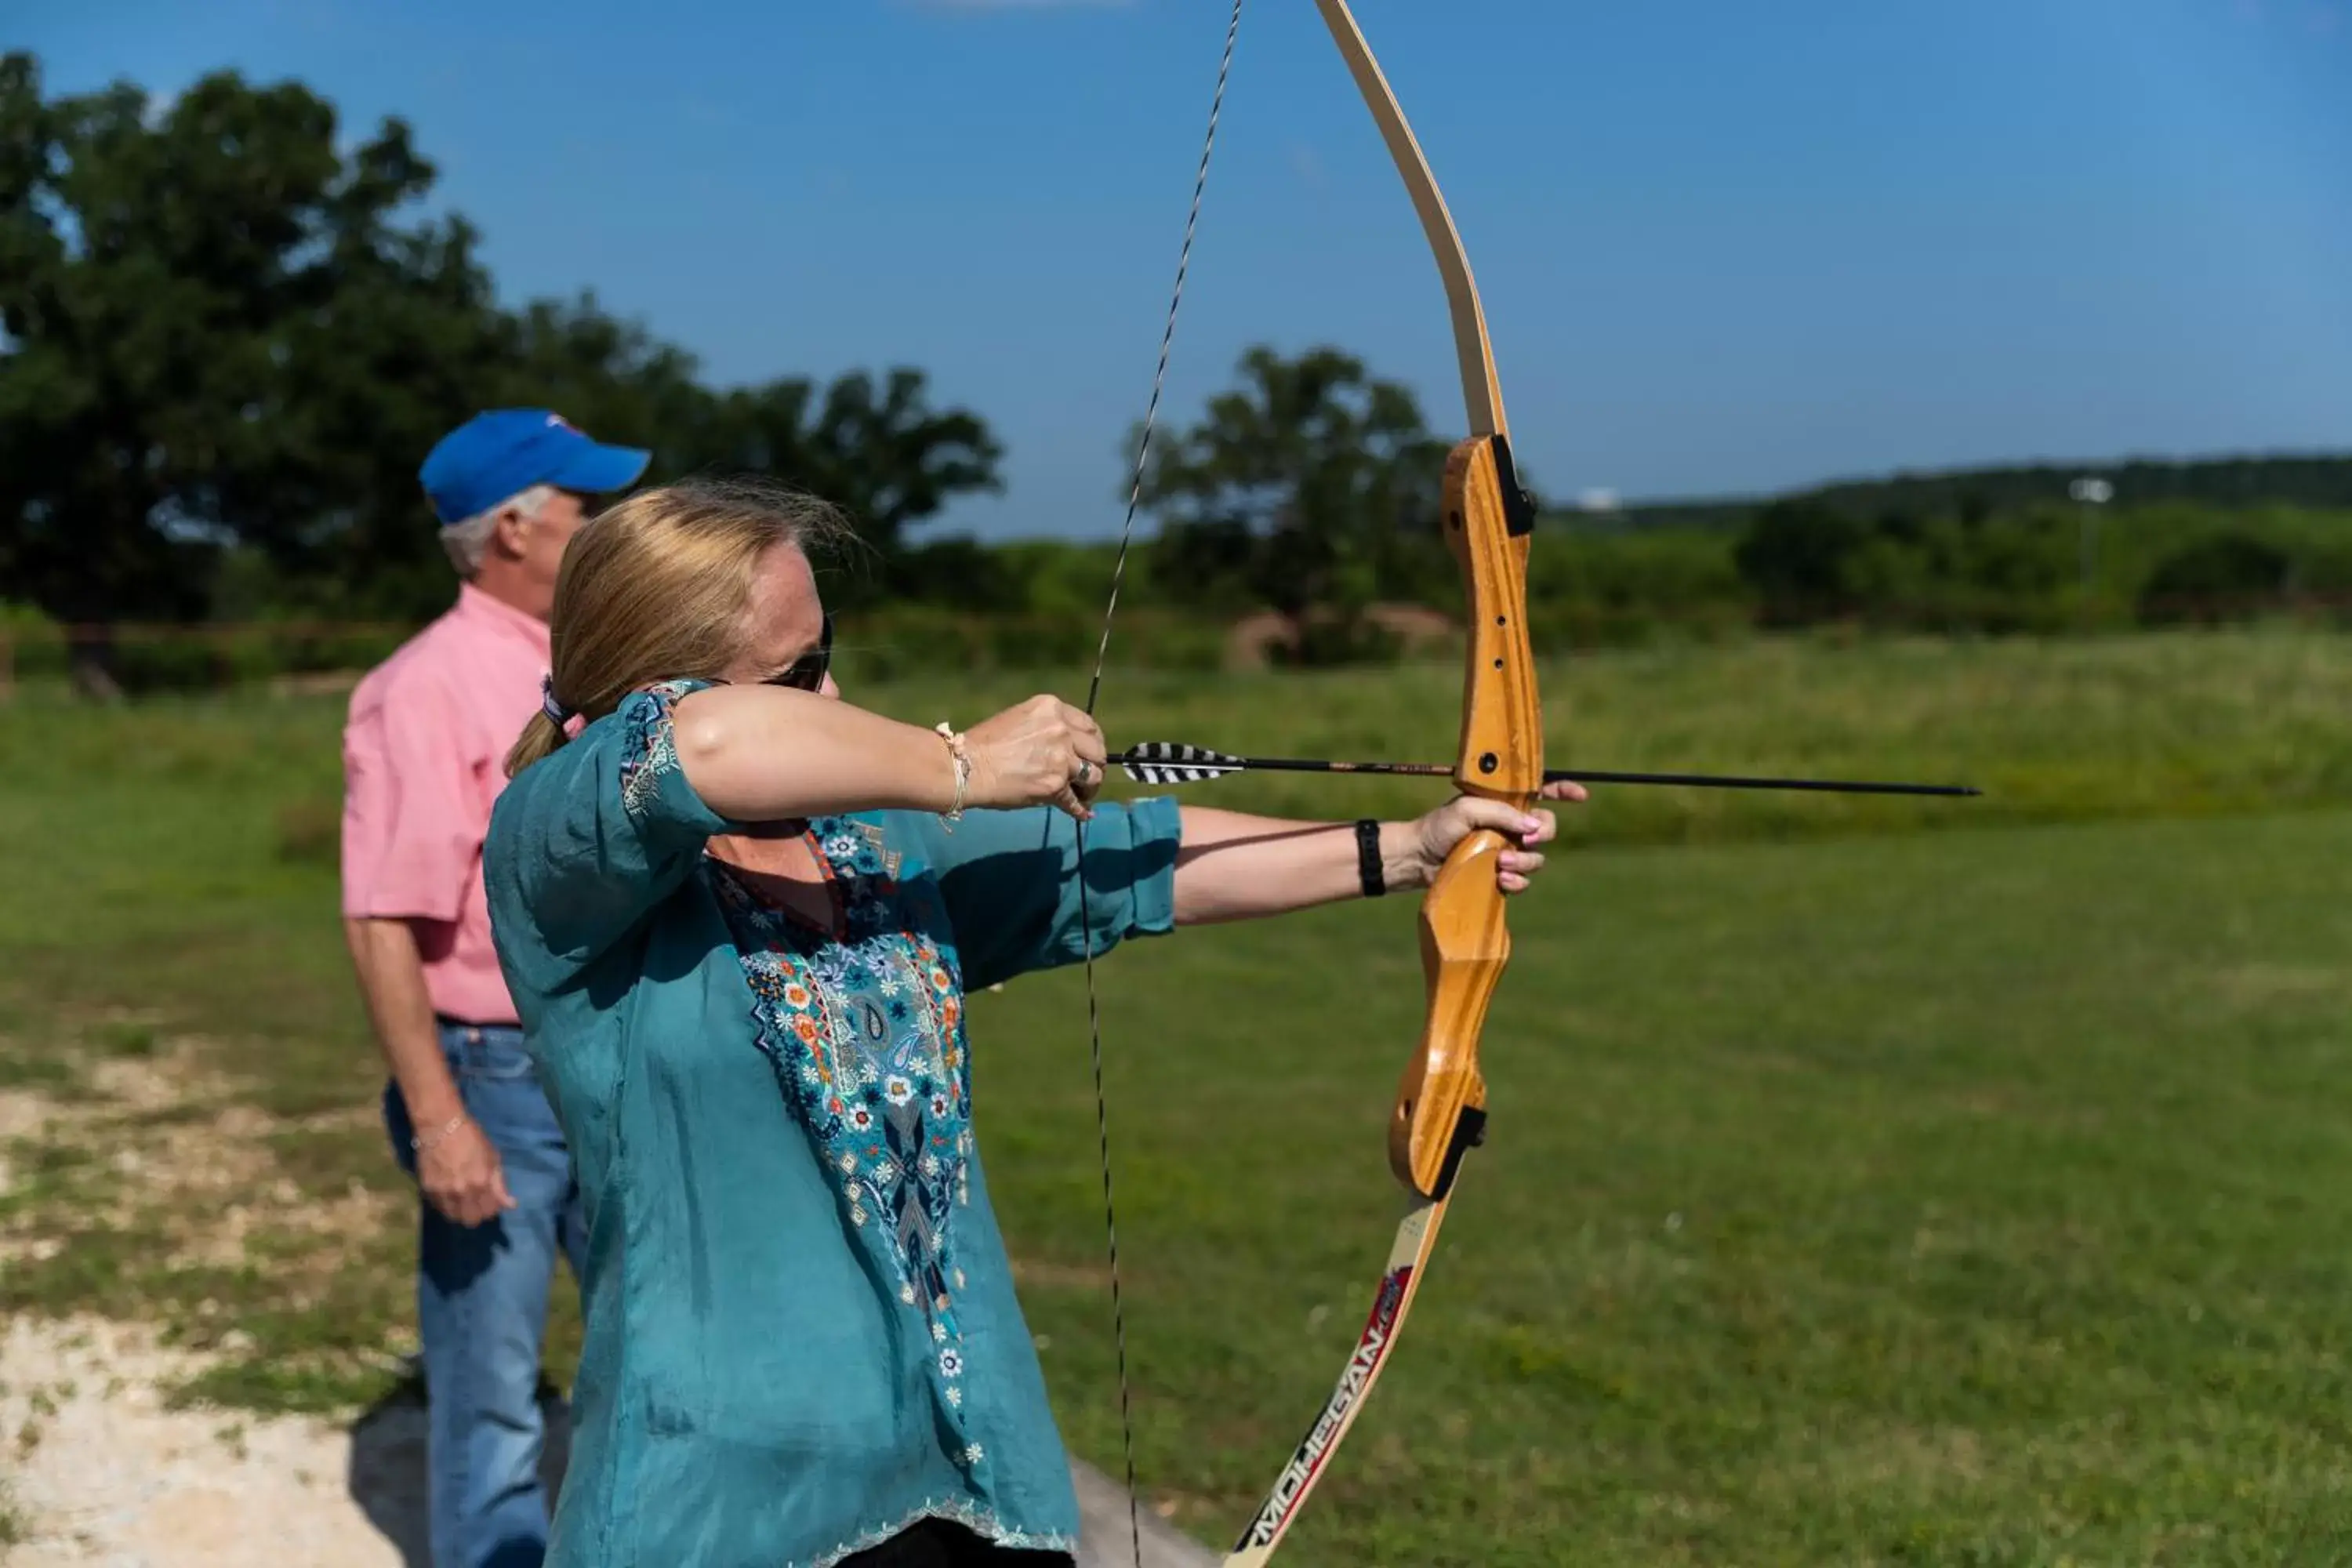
[615,683,985,1465]
[618,679,697,821]
[710,821,979,1443]
[563,683,1114,1554]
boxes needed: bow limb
[1221,5,1542,1561]
[1221,465,1537,1566]
[1223,1193,1452,1566]
[1310,0,1507,441]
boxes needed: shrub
[2138,533,2294,624]
[1733,502,1870,625]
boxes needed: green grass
[893,624,2352,843]
[987,809,2352,1563]
[3,626,2351,1562]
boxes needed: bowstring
[1076,5,1244,1563]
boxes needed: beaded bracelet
[935,722,972,830]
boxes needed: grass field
[4,626,2352,1563]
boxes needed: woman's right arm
[487,683,1112,993]
[671,686,1109,824]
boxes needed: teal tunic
[482,681,1181,1566]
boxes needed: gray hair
[441,484,554,577]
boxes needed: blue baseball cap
[419,408,652,525]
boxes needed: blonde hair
[505,477,851,777]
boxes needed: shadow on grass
[343,1371,572,1567]
[336,1374,1213,1566]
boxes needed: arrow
[1115,742,1980,799]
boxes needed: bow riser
[1395,435,1537,1200]
[1446,434,1544,800]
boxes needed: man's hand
[416,1116,517,1228]
[345,916,517,1227]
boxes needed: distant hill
[1555,451,2352,531]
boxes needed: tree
[0,53,1010,670]
[1131,346,1472,656]
[302,302,1008,619]
[1732,499,1869,626]
[2138,532,2293,624]
[0,55,501,688]
[659,366,1004,601]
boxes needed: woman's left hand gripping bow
[1401,778,1588,896]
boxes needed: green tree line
[0,55,1000,689]
[3,54,2346,696]
[1607,453,2352,532]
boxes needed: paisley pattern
[709,821,980,1446]
[710,846,978,1448]
[618,680,985,1458]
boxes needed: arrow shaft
[1112,750,1978,799]
[1552,768,1973,798]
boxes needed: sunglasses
[763,612,833,692]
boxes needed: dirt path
[0,1047,1210,1568]
[0,1315,1210,1567]
[2,1315,442,1566]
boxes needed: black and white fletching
[1119,742,1243,786]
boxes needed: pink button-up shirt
[341,583,551,1026]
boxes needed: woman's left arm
[1171,780,1588,926]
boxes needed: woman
[485,478,1579,1566]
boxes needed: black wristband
[1355,818,1386,898]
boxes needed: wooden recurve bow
[1221,4,1542,1562]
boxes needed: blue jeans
[385,1022,586,1568]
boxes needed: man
[341,409,649,1568]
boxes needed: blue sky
[12,0,2351,539]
